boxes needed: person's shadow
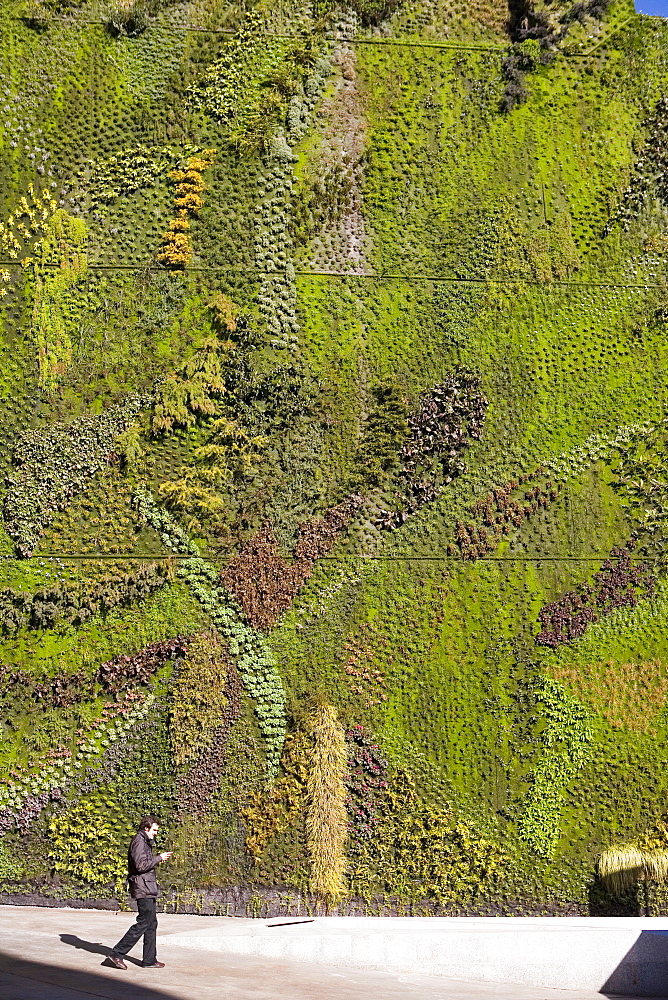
[60,933,143,967]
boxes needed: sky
[635,1,668,14]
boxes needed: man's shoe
[108,955,127,970]
[143,961,165,968]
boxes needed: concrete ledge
[160,915,668,996]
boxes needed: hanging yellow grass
[599,845,645,895]
[306,702,348,899]
[598,844,668,895]
[644,849,668,884]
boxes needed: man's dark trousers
[111,898,157,966]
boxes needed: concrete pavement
[0,904,663,1000]
[162,913,668,995]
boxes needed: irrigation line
[293,271,664,290]
[187,32,507,51]
[0,260,663,290]
[580,15,638,56]
[7,14,639,56]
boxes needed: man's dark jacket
[127,831,161,899]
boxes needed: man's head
[138,816,160,840]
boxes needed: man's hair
[138,815,159,832]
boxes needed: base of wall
[0,887,588,919]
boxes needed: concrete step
[160,914,668,997]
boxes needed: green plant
[5,0,668,919]
[29,209,87,391]
[150,337,227,435]
[349,770,507,905]
[175,660,242,818]
[158,417,266,532]
[349,382,408,490]
[19,0,85,30]
[548,659,668,733]
[0,185,57,267]
[518,678,594,858]
[187,11,324,150]
[242,729,309,860]
[0,562,172,635]
[0,841,23,880]
[610,97,668,231]
[378,371,488,529]
[0,694,156,823]
[105,0,150,37]
[170,632,229,770]
[314,0,403,26]
[114,422,145,470]
[87,145,191,207]
[220,496,363,630]
[4,392,148,556]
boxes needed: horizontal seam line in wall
[0,263,661,289]
[0,21,508,49]
[4,17,632,54]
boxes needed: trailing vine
[517,677,594,858]
[132,489,287,778]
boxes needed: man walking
[108,816,172,970]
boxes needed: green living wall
[1,0,668,916]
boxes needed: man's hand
[159,852,173,862]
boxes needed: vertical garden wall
[1,0,668,916]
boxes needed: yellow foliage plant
[242,729,310,861]
[48,795,132,894]
[30,208,87,391]
[306,702,348,900]
[157,149,216,270]
[600,816,668,895]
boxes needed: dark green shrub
[314,0,403,27]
